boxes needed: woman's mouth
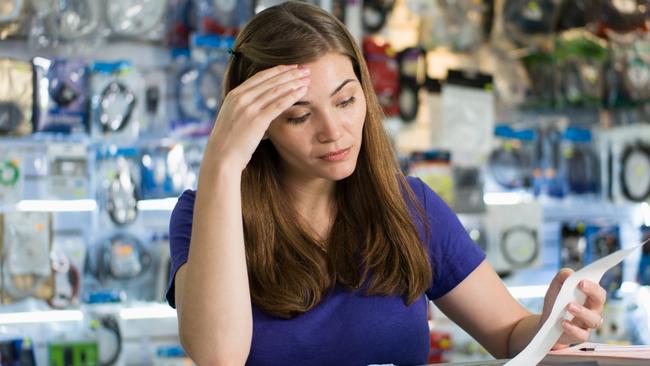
[318,147,351,162]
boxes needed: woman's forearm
[178,159,252,365]
[507,312,540,358]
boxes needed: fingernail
[568,303,579,313]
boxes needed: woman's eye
[339,96,356,108]
[287,113,310,124]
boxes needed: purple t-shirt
[166,176,485,366]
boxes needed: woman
[166,2,607,365]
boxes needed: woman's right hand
[205,64,311,172]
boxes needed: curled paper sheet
[504,239,650,366]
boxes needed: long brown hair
[223,1,432,319]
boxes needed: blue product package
[196,0,253,35]
[33,57,89,134]
[638,225,650,286]
[585,224,622,295]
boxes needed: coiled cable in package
[106,0,166,39]
[0,0,26,39]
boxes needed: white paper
[504,239,650,366]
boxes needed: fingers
[224,66,310,121]
[561,319,590,343]
[236,64,299,93]
[580,280,607,313]
[255,75,310,110]
[567,302,603,329]
[259,85,309,122]
[234,65,309,106]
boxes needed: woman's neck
[281,176,337,241]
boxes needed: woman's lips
[319,147,351,162]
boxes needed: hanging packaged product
[150,231,171,302]
[363,37,399,117]
[415,0,448,50]
[440,70,494,166]
[520,50,556,108]
[560,222,588,271]
[195,0,253,36]
[85,231,156,301]
[97,146,140,227]
[0,0,27,39]
[29,0,105,49]
[638,225,650,286]
[90,61,143,142]
[165,0,195,49]
[105,0,166,40]
[497,0,558,48]
[452,166,485,214]
[486,124,536,192]
[182,138,206,190]
[534,121,567,198]
[433,0,486,52]
[0,337,36,366]
[484,201,543,275]
[19,144,50,200]
[620,41,650,105]
[154,345,193,366]
[48,231,85,309]
[396,47,426,123]
[620,139,650,202]
[140,67,168,136]
[601,124,650,203]
[555,33,608,108]
[33,57,89,134]
[408,150,454,207]
[171,35,232,135]
[71,310,124,366]
[560,126,600,195]
[140,143,194,199]
[0,211,53,304]
[48,341,99,366]
[46,142,89,200]
[0,59,33,136]
[190,34,232,119]
[555,0,588,32]
[361,0,393,34]
[585,223,623,296]
[587,0,648,37]
[0,148,23,207]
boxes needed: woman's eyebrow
[292,78,356,106]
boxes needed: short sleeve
[405,176,485,300]
[166,189,196,308]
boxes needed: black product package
[33,57,89,134]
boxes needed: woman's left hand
[539,268,608,348]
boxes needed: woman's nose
[316,111,342,143]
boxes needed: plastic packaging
[0,59,33,136]
[106,0,166,40]
[89,61,144,142]
[33,57,89,134]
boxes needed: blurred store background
[1,0,650,365]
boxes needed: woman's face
[266,52,367,183]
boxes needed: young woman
[166,2,607,365]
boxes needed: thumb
[549,268,574,293]
[543,268,574,314]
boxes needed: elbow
[179,327,250,366]
[189,354,248,366]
